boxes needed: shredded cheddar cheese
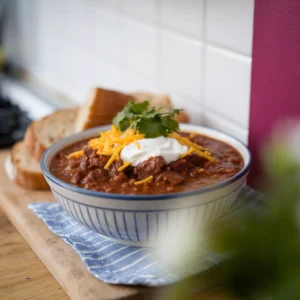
[193,148,214,162]
[67,150,84,158]
[117,161,131,172]
[180,147,195,158]
[169,132,214,162]
[134,140,141,149]
[104,145,123,169]
[134,175,153,185]
[68,125,145,166]
[169,133,207,151]
[67,124,215,174]
[198,168,210,175]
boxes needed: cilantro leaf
[113,100,135,130]
[112,110,132,131]
[137,117,163,138]
[142,107,157,119]
[129,100,149,114]
[160,115,180,134]
[113,100,183,138]
[168,108,182,118]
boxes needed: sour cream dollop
[120,137,188,166]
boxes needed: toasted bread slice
[129,92,173,108]
[5,141,49,190]
[75,88,131,132]
[25,108,78,161]
[130,92,189,123]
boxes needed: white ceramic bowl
[41,124,251,247]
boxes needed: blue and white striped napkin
[28,186,262,286]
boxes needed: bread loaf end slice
[5,141,49,190]
[75,88,131,132]
[130,92,189,123]
[25,108,78,161]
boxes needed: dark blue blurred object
[0,95,32,148]
[0,0,31,148]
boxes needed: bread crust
[75,88,190,133]
[24,108,78,161]
[7,142,49,190]
[130,92,190,123]
[24,122,47,161]
[75,88,131,132]
[174,111,189,123]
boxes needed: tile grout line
[207,43,252,61]
[156,0,163,92]
[200,0,208,125]
[116,8,251,58]
[204,107,249,131]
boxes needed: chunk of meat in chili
[90,155,109,168]
[79,155,89,171]
[109,159,123,176]
[133,156,166,180]
[110,172,128,183]
[66,157,80,168]
[83,146,97,159]
[70,170,84,184]
[81,169,107,184]
[82,146,109,168]
[156,171,184,185]
[185,153,204,167]
[168,158,194,175]
[63,157,81,175]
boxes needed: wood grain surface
[0,207,68,300]
[0,150,229,300]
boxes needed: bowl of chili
[41,123,251,247]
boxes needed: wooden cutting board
[0,151,220,300]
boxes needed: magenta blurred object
[249,0,300,186]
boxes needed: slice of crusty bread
[25,108,78,161]
[74,88,131,132]
[130,92,173,108]
[5,141,49,190]
[129,92,189,123]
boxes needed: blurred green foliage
[210,132,300,299]
[169,123,300,300]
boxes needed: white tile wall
[96,0,119,10]
[65,0,88,41]
[204,111,249,144]
[115,67,160,94]
[93,8,120,61]
[119,19,159,80]
[206,0,255,56]
[120,0,158,24]
[204,46,252,128]
[8,0,39,70]
[3,0,21,65]
[160,0,205,39]
[37,0,68,41]
[160,33,203,103]
[3,0,254,144]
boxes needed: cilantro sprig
[112,100,182,138]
